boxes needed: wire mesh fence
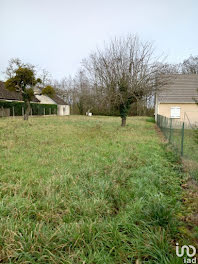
[157,114,198,180]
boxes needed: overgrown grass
[0,115,189,263]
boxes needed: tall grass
[0,116,186,263]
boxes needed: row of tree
[53,35,198,126]
[4,34,198,125]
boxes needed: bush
[0,101,57,116]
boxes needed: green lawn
[0,116,191,263]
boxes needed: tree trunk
[121,116,126,126]
[24,100,31,120]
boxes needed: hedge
[0,101,57,116]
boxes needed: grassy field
[0,115,193,263]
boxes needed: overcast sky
[1,0,198,81]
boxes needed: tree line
[54,35,198,126]
[4,34,198,125]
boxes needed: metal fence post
[169,118,172,143]
[181,122,184,156]
[12,106,15,117]
[22,107,24,116]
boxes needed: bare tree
[181,55,198,74]
[39,69,52,88]
[5,58,23,78]
[83,35,168,126]
[53,71,97,115]
[73,70,95,114]
[53,76,76,107]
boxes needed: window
[171,107,180,118]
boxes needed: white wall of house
[57,105,70,116]
[35,92,70,116]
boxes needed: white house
[34,87,70,116]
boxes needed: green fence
[0,101,57,117]
[157,114,198,180]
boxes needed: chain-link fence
[157,114,198,180]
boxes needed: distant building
[0,82,70,116]
[0,81,39,103]
[155,75,198,124]
[34,87,70,116]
